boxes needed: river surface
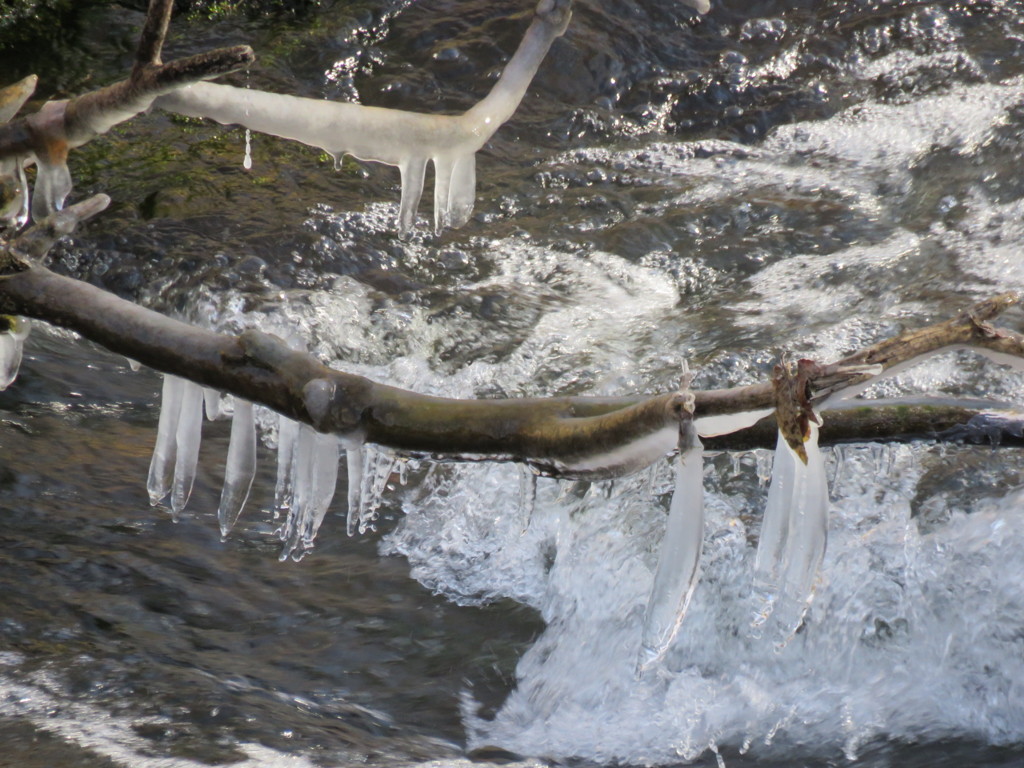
[2,0,1024,765]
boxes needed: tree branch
[0,0,254,220]
[0,232,1020,476]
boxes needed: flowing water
[2,0,1024,765]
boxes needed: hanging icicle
[345,443,365,536]
[148,374,184,506]
[274,414,299,513]
[751,358,830,646]
[278,425,340,561]
[171,380,205,519]
[636,418,706,675]
[217,398,257,537]
[0,316,30,390]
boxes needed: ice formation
[357,446,397,535]
[274,414,299,512]
[0,76,36,229]
[636,420,706,673]
[277,425,340,561]
[217,399,256,537]
[751,422,829,644]
[146,375,208,520]
[171,380,205,518]
[345,444,364,536]
[147,374,184,506]
[0,317,30,391]
[154,0,573,233]
[203,387,224,420]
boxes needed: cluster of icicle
[153,0,577,234]
[0,316,30,391]
[147,374,398,561]
[635,403,829,675]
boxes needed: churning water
[2,0,1024,765]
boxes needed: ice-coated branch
[0,226,1021,474]
[155,0,576,233]
[0,0,255,221]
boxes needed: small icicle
[147,375,184,506]
[518,467,538,533]
[355,446,394,534]
[345,443,365,536]
[274,415,299,513]
[279,424,316,560]
[203,388,223,420]
[299,432,340,551]
[217,399,256,538]
[636,420,705,675]
[170,380,205,520]
[243,128,252,170]
[126,357,142,372]
[0,316,29,390]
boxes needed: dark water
[2,0,1024,765]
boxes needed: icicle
[636,420,705,674]
[217,399,256,538]
[242,128,252,170]
[170,380,205,519]
[31,154,72,221]
[0,316,29,390]
[125,357,142,372]
[0,158,29,229]
[278,424,316,560]
[203,388,223,420]
[751,423,829,645]
[345,443,364,536]
[147,375,184,506]
[299,432,340,550]
[356,446,395,535]
[518,467,538,533]
[274,415,299,513]
[278,427,339,560]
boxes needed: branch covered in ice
[155,0,574,233]
[1,230,1023,469]
[0,0,254,222]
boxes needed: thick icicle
[147,375,184,506]
[154,0,573,233]
[170,380,205,519]
[751,423,829,644]
[278,424,316,560]
[274,415,299,512]
[279,426,339,560]
[345,444,365,536]
[203,388,223,420]
[217,399,256,537]
[299,432,340,550]
[636,421,706,674]
[0,316,29,390]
